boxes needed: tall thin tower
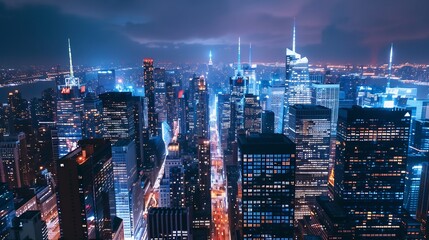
[387,43,393,88]
[237,37,241,73]
[208,51,213,66]
[65,38,79,87]
[292,19,296,53]
[249,43,252,66]
[68,38,74,78]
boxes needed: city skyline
[1,1,429,66]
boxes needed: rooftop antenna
[249,43,252,67]
[68,38,74,78]
[209,50,213,65]
[387,43,393,88]
[292,18,296,53]
[238,37,241,72]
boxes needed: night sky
[1,0,429,67]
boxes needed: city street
[210,97,230,240]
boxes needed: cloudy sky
[0,0,428,67]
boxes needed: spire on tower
[387,43,393,88]
[209,50,213,65]
[238,37,241,72]
[68,38,74,78]
[249,43,252,67]
[292,18,296,53]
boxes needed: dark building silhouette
[334,106,411,238]
[261,110,275,134]
[238,133,296,239]
[148,207,192,239]
[56,139,115,240]
[143,58,158,137]
[9,211,48,240]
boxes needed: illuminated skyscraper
[0,133,32,188]
[288,105,331,220]
[311,84,340,135]
[82,93,103,139]
[417,159,429,237]
[57,39,85,157]
[412,119,429,153]
[404,153,427,218]
[244,43,258,95]
[217,93,231,152]
[193,138,211,238]
[269,81,284,133]
[334,106,411,238]
[0,182,15,240]
[100,92,135,145]
[112,139,144,240]
[196,76,209,139]
[282,24,311,134]
[154,67,167,123]
[261,110,275,134]
[97,70,116,93]
[57,139,115,240]
[238,133,296,239]
[244,94,262,133]
[143,58,158,136]
[229,38,249,147]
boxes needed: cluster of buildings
[0,26,428,240]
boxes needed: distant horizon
[1,1,429,67]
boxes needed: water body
[0,80,56,103]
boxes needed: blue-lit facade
[404,153,426,218]
[56,85,85,157]
[283,49,311,134]
[112,139,143,240]
[0,183,15,240]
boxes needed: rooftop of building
[17,210,40,220]
[113,138,134,147]
[238,133,295,154]
[291,104,330,110]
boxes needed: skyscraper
[334,106,411,238]
[112,139,143,240]
[404,153,427,218]
[0,133,32,188]
[154,67,167,123]
[238,133,296,239]
[56,139,115,240]
[97,70,116,93]
[269,81,284,133]
[143,58,158,136]
[147,207,192,239]
[82,93,103,139]
[288,105,331,220]
[193,138,211,238]
[57,39,85,157]
[9,211,48,240]
[412,119,429,153]
[196,76,209,139]
[282,24,311,134]
[217,93,231,153]
[100,92,135,145]
[311,83,340,135]
[261,110,275,134]
[0,183,15,239]
[244,94,262,133]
